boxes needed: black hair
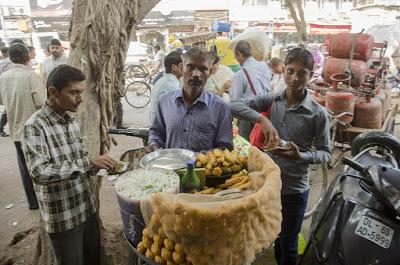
[47,65,85,92]
[210,52,220,65]
[164,50,183,73]
[284,47,314,71]
[50,39,62,46]
[269,57,282,67]
[27,46,35,52]
[234,40,252,57]
[10,39,24,45]
[1,47,8,57]
[181,47,212,63]
[154,45,161,50]
[9,43,29,64]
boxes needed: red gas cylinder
[329,33,375,62]
[325,91,356,123]
[376,88,387,121]
[353,95,382,129]
[312,90,326,106]
[323,57,368,88]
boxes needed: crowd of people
[0,37,331,265]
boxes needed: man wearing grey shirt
[230,40,272,140]
[42,39,68,81]
[230,47,331,265]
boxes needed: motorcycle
[300,131,400,265]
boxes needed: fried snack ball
[164,238,175,251]
[153,234,164,245]
[213,149,223,157]
[145,249,155,259]
[222,166,232,175]
[158,227,166,238]
[143,236,153,249]
[166,261,177,265]
[231,164,242,173]
[205,169,212,176]
[196,153,208,165]
[137,242,146,254]
[238,156,248,166]
[212,167,223,177]
[161,247,172,261]
[172,251,185,264]
[142,228,152,238]
[205,162,213,170]
[151,242,162,256]
[174,243,184,255]
[155,256,164,264]
[223,149,236,164]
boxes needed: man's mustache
[188,79,202,86]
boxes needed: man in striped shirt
[23,64,117,265]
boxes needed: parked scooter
[300,131,400,265]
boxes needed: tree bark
[31,1,160,265]
[285,0,308,42]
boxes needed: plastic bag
[228,28,271,61]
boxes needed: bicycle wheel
[304,163,328,219]
[125,81,151,108]
[128,65,149,79]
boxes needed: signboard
[309,23,351,35]
[29,0,72,17]
[139,11,195,28]
[32,16,70,32]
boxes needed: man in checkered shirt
[23,64,117,265]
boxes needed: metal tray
[139,149,196,171]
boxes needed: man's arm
[214,104,234,150]
[229,71,246,101]
[148,101,166,148]
[298,110,331,164]
[23,123,92,184]
[230,94,274,122]
[30,74,46,110]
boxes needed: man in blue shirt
[230,40,272,140]
[149,50,182,123]
[149,48,233,152]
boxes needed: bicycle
[124,75,153,109]
[124,64,150,82]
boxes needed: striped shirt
[149,89,233,152]
[23,104,96,233]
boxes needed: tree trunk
[31,1,160,265]
[285,0,308,42]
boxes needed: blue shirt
[149,89,234,152]
[229,57,272,100]
[149,73,180,122]
[230,89,331,195]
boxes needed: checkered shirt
[23,104,96,233]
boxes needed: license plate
[355,216,394,249]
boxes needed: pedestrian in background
[149,50,183,123]
[268,57,285,92]
[151,44,166,84]
[0,43,46,209]
[41,39,68,81]
[230,40,272,140]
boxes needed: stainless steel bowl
[139,148,196,171]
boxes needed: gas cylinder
[376,88,387,121]
[353,95,382,129]
[312,90,325,106]
[325,91,356,123]
[323,57,368,88]
[329,33,375,62]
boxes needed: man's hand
[271,142,301,160]
[91,155,117,171]
[259,116,280,150]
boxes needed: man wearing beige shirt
[0,43,46,209]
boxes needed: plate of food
[195,149,248,187]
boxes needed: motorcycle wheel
[351,131,400,165]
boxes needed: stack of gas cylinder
[312,33,389,129]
